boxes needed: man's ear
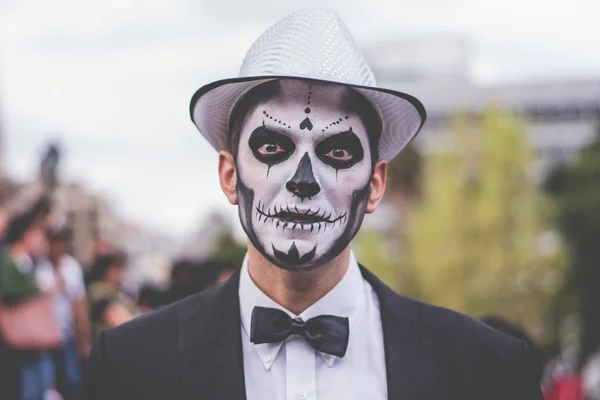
[218,151,238,205]
[366,160,387,214]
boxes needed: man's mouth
[255,201,346,226]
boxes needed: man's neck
[246,242,351,315]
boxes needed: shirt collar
[238,251,365,369]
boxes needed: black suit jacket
[82,266,543,399]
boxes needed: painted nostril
[286,152,320,198]
[286,181,320,197]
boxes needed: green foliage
[354,229,422,298]
[214,232,247,267]
[395,108,562,341]
[544,124,600,366]
[354,231,398,290]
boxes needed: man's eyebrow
[321,115,350,132]
[262,110,292,130]
[259,122,291,137]
[317,129,360,141]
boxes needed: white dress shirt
[239,252,388,400]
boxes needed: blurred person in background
[30,196,53,229]
[0,211,58,399]
[136,285,165,314]
[0,204,15,397]
[47,226,90,400]
[163,258,237,305]
[0,205,12,250]
[90,237,114,260]
[163,259,196,304]
[195,258,237,290]
[583,349,600,400]
[86,251,139,337]
[82,237,115,274]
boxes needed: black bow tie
[250,306,350,358]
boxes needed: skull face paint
[235,79,376,271]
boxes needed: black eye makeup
[315,129,364,170]
[248,125,296,166]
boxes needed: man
[83,9,543,399]
[47,225,91,400]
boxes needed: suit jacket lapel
[180,272,247,400]
[177,264,447,400]
[361,266,448,400]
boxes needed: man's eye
[249,126,295,166]
[325,148,352,161]
[258,143,285,155]
[315,130,364,170]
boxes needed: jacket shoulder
[102,286,220,354]
[379,283,542,398]
[385,291,541,398]
[363,263,523,355]
[83,287,224,400]
[413,297,523,353]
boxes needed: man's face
[24,226,48,257]
[235,80,374,270]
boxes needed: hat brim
[189,76,426,162]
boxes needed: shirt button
[297,392,307,400]
[263,355,272,364]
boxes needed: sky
[0,0,598,238]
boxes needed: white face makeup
[235,79,375,270]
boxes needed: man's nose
[286,152,321,198]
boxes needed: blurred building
[0,176,22,204]
[402,79,600,177]
[176,210,232,260]
[363,36,470,85]
[365,38,600,177]
[359,37,600,252]
[119,223,179,289]
[52,182,124,267]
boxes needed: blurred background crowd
[1,1,599,399]
[0,186,238,399]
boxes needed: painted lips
[255,201,347,227]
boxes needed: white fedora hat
[189,8,426,162]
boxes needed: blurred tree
[213,232,247,267]
[354,229,422,298]
[395,108,562,340]
[544,124,600,367]
[354,139,423,292]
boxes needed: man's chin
[258,239,343,272]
